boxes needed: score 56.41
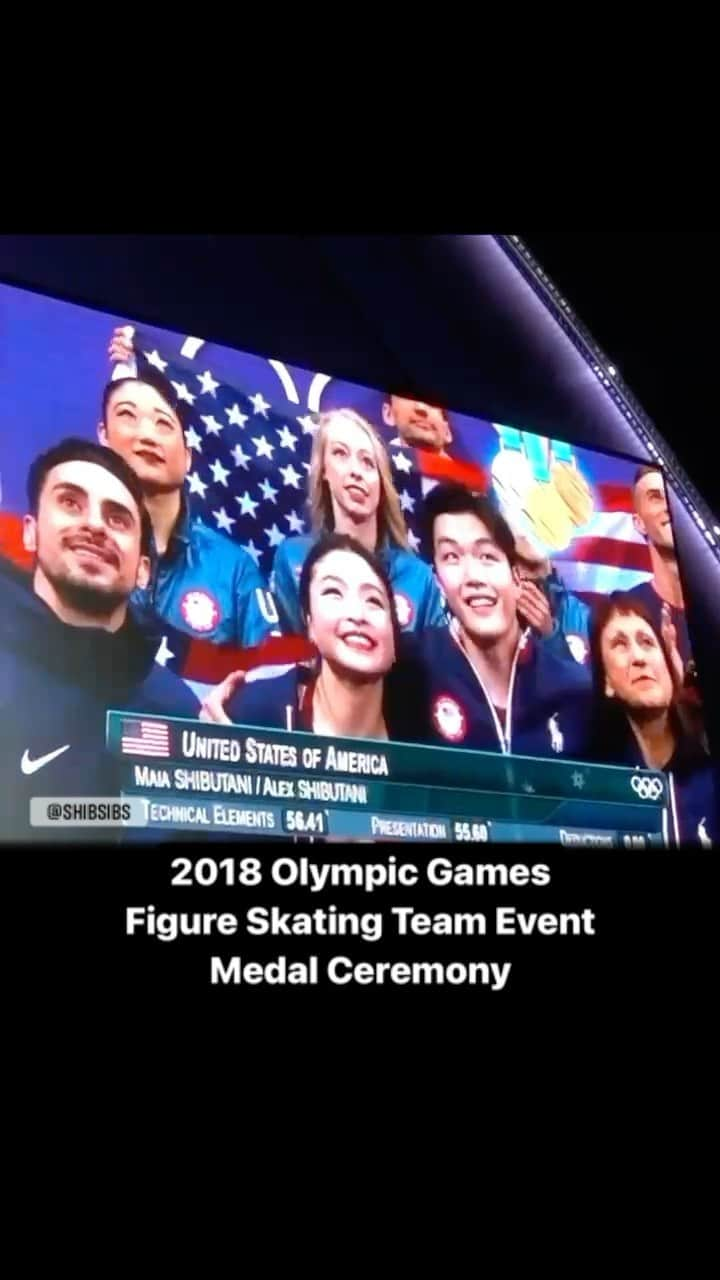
[283,810,326,835]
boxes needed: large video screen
[0,279,715,847]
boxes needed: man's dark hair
[587,590,700,762]
[384,393,451,425]
[27,437,152,555]
[299,531,402,654]
[100,368,189,434]
[633,463,663,489]
[421,482,517,565]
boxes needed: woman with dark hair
[201,532,422,742]
[589,592,716,846]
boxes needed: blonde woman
[272,408,446,635]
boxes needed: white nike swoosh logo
[20,744,71,775]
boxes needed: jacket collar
[148,490,194,569]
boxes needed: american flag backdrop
[129,332,654,610]
[131,341,427,581]
[549,506,653,608]
[0,310,657,662]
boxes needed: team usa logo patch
[566,633,589,665]
[431,693,468,743]
[180,589,222,633]
[394,592,415,629]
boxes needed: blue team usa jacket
[670,758,718,848]
[227,663,317,731]
[225,661,429,745]
[271,534,448,635]
[0,557,199,841]
[226,623,593,760]
[401,623,594,760]
[131,495,280,647]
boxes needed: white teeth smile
[466,595,496,607]
[342,634,373,650]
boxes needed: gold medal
[523,479,575,550]
[550,460,594,528]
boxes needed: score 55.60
[453,821,489,842]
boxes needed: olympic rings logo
[631,775,664,801]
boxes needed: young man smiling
[408,484,592,758]
[0,439,199,840]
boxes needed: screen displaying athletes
[0,280,713,845]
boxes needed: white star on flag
[197,370,220,397]
[210,458,230,487]
[155,635,175,666]
[171,380,196,406]
[297,414,318,435]
[201,415,224,437]
[276,425,298,452]
[393,452,413,474]
[250,392,271,418]
[407,528,421,552]
[180,336,205,359]
[226,403,249,428]
[213,506,236,534]
[236,490,260,518]
[301,462,311,473]
[285,510,305,534]
[242,539,263,568]
[185,426,203,452]
[187,471,208,499]
[144,349,168,372]
[280,463,302,489]
[232,444,251,470]
[399,489,416,513]
[265,523,285,548]
[259,478,278,504]
[252,435,274,460]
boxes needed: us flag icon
[121,719,171,758]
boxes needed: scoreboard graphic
[108,713,669,848]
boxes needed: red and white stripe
[415,454,653,608]
[551,509,652,603]
[121,720,171,757]
[179,634,316,704]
